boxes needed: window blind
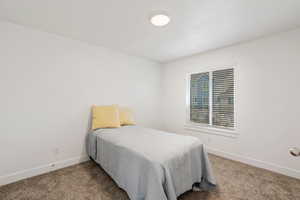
[190,72,209,124]
[212,68,234,128]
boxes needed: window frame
[185,66,238,138]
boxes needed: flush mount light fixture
[150,14,170,27]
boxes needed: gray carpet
[0,154,299,200]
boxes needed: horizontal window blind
[212,68,234,128]
[190,72,209,124]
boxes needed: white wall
[0,21,161,185]
[161,28,300,179]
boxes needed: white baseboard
[0,155,90,187]
[206,147,300,180]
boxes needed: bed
[87,125,216,200]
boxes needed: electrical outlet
[207,137,211,144]
[53,148,60,155]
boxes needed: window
[190,72,210,124]
[188,68,235,131]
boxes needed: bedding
[87,126,216,200]
[119,107,136,125]
[91,105,121,129]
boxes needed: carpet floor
[0,154,299,200]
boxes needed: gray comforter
[87,126,216,200]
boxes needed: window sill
[184,124,238,138]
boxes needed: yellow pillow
[119,107,136,126]
[92,105,121,130]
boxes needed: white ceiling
[1,0,300,63]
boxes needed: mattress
[87,126,216,200]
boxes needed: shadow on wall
[83,106,93,159]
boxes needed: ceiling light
[150,14,170,27]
